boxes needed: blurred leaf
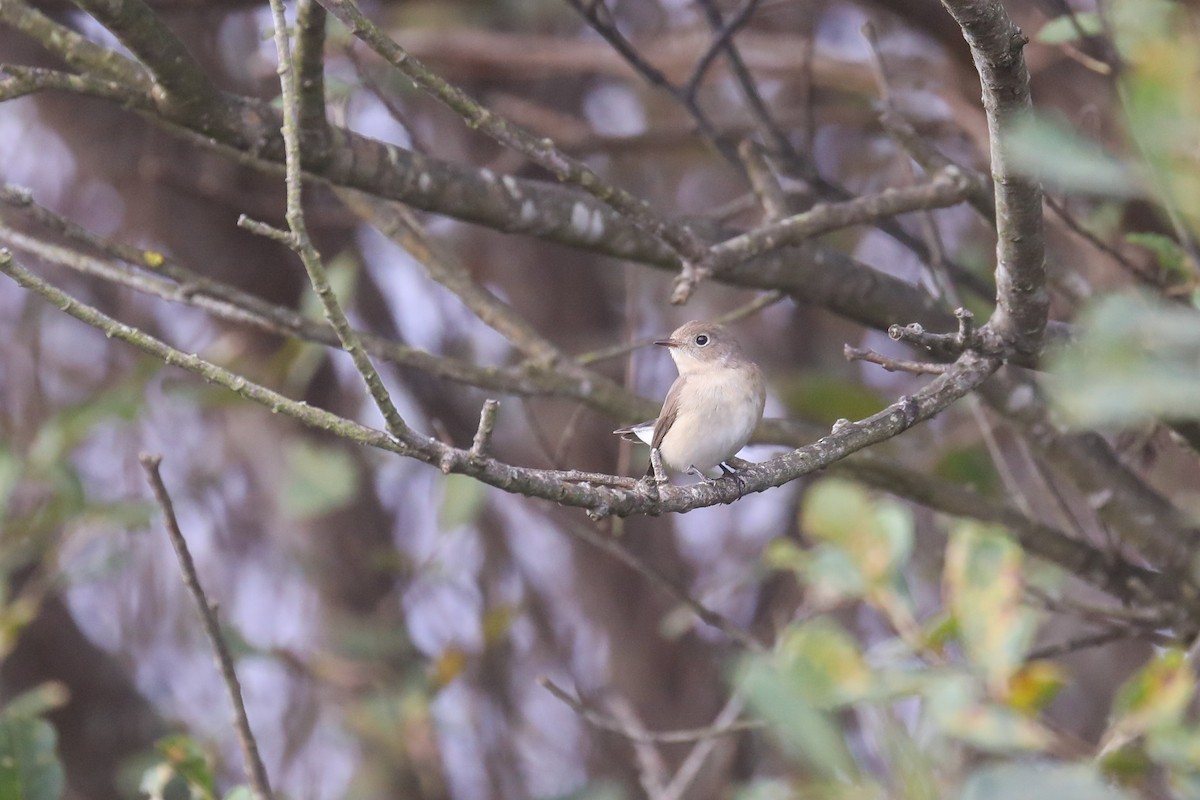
[1110,0,1200,223]
[776,619,874,707]
[1146,725,1200,770]
[1007,661,1066,716]
[933,446,1001,495]
[774,373,887,425]
[481,604,516,646]
[801,479,913,587]
[1124,232,1195,278]
[27,364,151,471]
[944,523,1038,694]
[440,473,488,529]
[1036,12,1103,44]
[734,778,795,800]
[0,446,18,521]
[926,673,1054,752]
[547,782,625,800]
[223,787,254,800]
[0,713,64,800]
[1,683,70,719]
[1009,114,1139,196]
[739,654,857,779]
[300,248,359,320]
[921,611,958,654]
[282,441,360,519]
[430,647,468,688]
[1047,292,1200,425]
[961,763,1132,800]
[1107,649,1194,741]
[151,735,216,800]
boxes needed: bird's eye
[694,334,710,346]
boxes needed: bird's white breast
[657,365,764,476]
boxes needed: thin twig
[138,454,274,800]
[682,0,763,102]
[470,399,500,458]
[844,345,949,375]
[661,693,747,800]
[559,517,767,652]
[319,0,707,265]
[262,0,419,446]
[539,678,764,743]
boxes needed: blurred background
[3,0,1200,798]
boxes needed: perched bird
[614,320,766,482]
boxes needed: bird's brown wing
[651,375,687,451]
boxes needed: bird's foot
[649,448,669,485]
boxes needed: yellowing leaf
[944,523,1038,694]
[777,619,873,706]
[282,441,360,519]
[481,605,516,646]
[430,648,468,689]
[1108,649,1195,740]
[1007,661,1067,715]
[800,479,913,587]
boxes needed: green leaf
[933,446,1001,496]
[801,479,913,587]
[1107,649,1195,741]
[0,713,65,800]
[1036,12,1103,44]
[1008,114,1139,196]
[1124,232,1195,278]
[141,735,216,800]
[944,523,1038,693]
[739,655,857,779]
[1047,292,1200,425]
[774,373,887,425]
[925,674,1054,752]
[961,763,1132,800]
[1,683,69,719]
[775,619,874,707]
[223,787,255,800]
[0,446,18,522]
[282,441,360,519]
[439,474,488,529]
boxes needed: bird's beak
[654,338,678,348]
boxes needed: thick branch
[941,0,1047,359]
[317,0,707,265]
[69,0,236,133]
[0,249,990,519]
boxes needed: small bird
[614,320,766,483]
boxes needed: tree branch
[138,455,274,800]
[258,0,418,447]
[318,0,707,266]
[940,0,1047,359]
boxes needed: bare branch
[470,399,500,459]
[940,0,1047,359]
[539,678,763,743]
[138,454,274,800]
[293,0,329,154]
[320,0,707,266]
[707,168,976,275]
[844,345,949,375]
[263,0,419,447]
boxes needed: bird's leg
[685,465,707,479]
[649,447,669,484]
[719,461,747,499]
